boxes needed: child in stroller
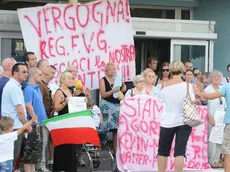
[83,99,115,171]
[87,99,103,129]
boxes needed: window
[165,10,175,19]
[12,39,25,56]
[1,38,26,61]
[130,8,175,19]
[181,10,191,20]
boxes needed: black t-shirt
[102,77,120,104]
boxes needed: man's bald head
[2,57,17,71]
[28,67,43,84]
[28,67,40,77]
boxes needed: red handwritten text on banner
[17,0,135,89]
[117,95,211,171]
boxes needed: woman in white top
[184,69,201,105]
[204,70,226,168]
[142,68,161,98]
[125,75,147,98]
[158,60,195,172]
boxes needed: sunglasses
[194,73,201,76]
[18,70,28,74]
[137,80,145,83]
[219,97,223,105]
[162,69,169,72]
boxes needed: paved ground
[19,143,225,172]
[77,149,224,172]
[78,146,116,172]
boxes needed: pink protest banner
[117,95,211,171]
[17,0,135,89]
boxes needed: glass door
[134,38,171,74]
[170,39,213,72]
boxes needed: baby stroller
[83,127,116,172]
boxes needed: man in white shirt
[1,63,32,170]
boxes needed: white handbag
[183,83,203,127]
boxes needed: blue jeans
[0,160,12,172]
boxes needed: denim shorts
[0,160,12,172]
[158,125,192,157]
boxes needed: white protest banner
[117,95,211,171]
[209,110,225,144]
[68,97,87,113]
[17,0,135,89]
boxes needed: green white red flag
[42,110,100,147]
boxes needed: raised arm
[199,91,222,100]
[17,116,37,135]
[99,78,119,99]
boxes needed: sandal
[218,162,224,168]
[211,162,220,168]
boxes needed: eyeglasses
[162,69,169,72]
[194,73,201,76]
[19,70,28,74]
[137,80,145,83]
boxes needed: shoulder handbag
[183,82,203,127]
[130,89,134,97]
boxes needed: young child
[86,99,103,158]
[87,99,103,128]
[0,116,37,171]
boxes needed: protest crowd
[0,51,229,172]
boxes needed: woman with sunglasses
[204,70,226,168]
[158,62,172,88]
